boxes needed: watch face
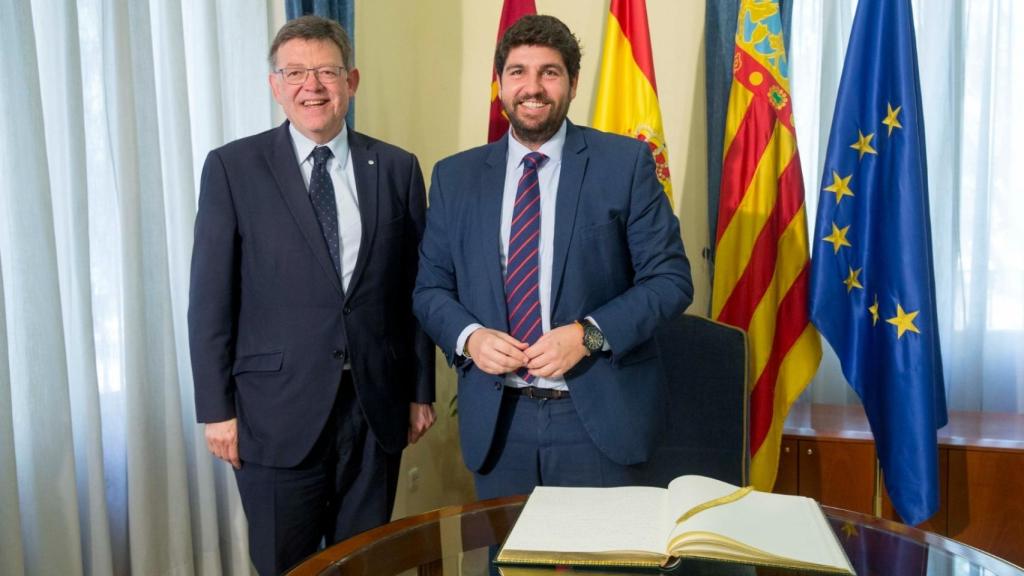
[583,324,604,351]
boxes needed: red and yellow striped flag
[713,0,822,492]
[591,0,671,199]
[488,0,536,143]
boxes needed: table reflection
[287,496,1022,576]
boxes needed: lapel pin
[368,160,375,166]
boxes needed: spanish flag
[712,0,821,492]
[488,0,536,143]
[591,0,671,199]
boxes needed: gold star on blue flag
[808,0,948,527]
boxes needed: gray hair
[268,15,353,69]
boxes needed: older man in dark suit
[188,16,434,575]
[413,15,692,500]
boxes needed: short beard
[504,101,568,148]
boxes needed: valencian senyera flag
[592,0,672,200]
[809,0,947,526]
[488,0,536,143]
[712,0,822,492]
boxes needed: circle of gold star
[868,294,880,326]
[887,304,921,338]
[844,267,864,293]
[823,222,852,254]
[850,130,878,160]
[839,266,864,291]
[882,103,903,137]
[824,171,854,205]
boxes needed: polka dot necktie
[505,151,547,382]
[309,146,342,281]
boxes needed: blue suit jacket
[413,122,692,471]
[189,122,434,468]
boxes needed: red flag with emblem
[488,0,537,142]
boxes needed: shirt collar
[290,123,350,171]
[507,120,567,168]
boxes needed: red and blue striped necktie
[505,151,547,382]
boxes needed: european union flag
[809,0,948,526]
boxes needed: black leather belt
[504,386,571,400]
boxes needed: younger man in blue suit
[189,16,435,575]
[413,15,692,499]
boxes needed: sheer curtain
[0,0,275,574]
[790,0,1024,412]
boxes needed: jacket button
[493,382,502,390]
[332,350,344,360]
[343,306,352,315]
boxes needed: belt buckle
[523,387,537,399]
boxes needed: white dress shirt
[289,123,362,294]
[457,122,569,391]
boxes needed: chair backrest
[641,313,749,487]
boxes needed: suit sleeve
[413,163,483,367]
[188,150,240,423]
[589,142,694,360]
[405,154,436,403]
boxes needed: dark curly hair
[494,15,581,81]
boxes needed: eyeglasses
[275,65,346,85]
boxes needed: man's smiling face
[270,38,358,144]
[499,44,577,149]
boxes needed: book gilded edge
[496,547,854,574]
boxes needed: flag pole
[873,457,883,517]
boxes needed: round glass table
[286,496,1022,576]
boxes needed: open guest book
[495,475,855,574]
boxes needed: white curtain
[0,0,274,574]
[790,0,1024,412]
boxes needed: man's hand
[408,402,436,444]
[525,323,588,379]
[205,418,241,469]
[466,328,529,375]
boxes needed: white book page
[666,475,743,525]
[502,486,668,555]
[667,490,850,570]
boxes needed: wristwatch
[578,318,605,355]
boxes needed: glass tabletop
[287,496,1023,576]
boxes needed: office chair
[642,313,749,487]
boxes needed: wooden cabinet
[774,436,874,514]
[776,404,1024,567]
[799,438,875,514]
[776,404,878,514]
[774,438,798,495]
[945,448,1024,566]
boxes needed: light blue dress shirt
[457,122,569,391]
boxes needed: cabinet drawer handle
[783,446,790,454]
[806,448,814,456]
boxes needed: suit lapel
[347,130,378,302]
[551,122,588,311]
[266,122,344,297]
[482,138,510,331]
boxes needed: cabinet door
[774,437,799,495]
[946,448,1024,567]
[798,439,875,514]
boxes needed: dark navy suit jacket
[189,122,434,468]
[413,122,692,471]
